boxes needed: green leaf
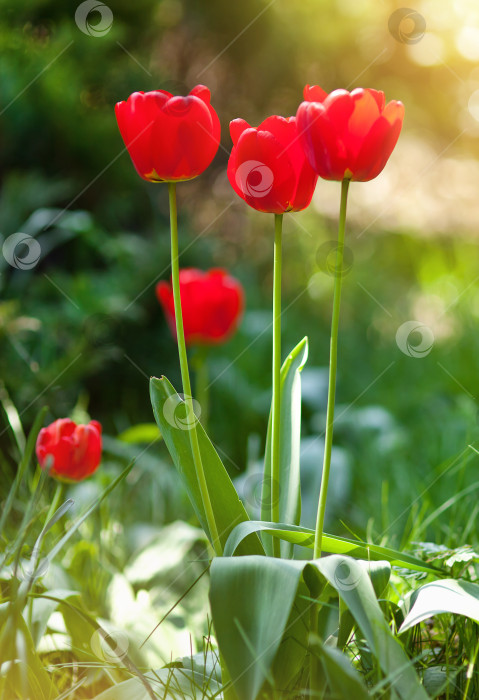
[399,579,479,633]
[271,579,310,690]
[0,406,48,539]
[223,520,440,575]
[117,423,161,444]
[309,555,429,700]
[209,556,305,700]
[262,337,308,557]
[338,560,391,650]
[26,589,80,646]
[210,555,427,700]
[316,643,372,699]
[91,667,222,699]
[8,612,56,700]
[150,376,263,556]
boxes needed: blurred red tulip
[156,269,244,346]
[227,115,318,214]
[115,85,220,182]
[36,419,102,481]
[296,85,404,182]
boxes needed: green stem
[313,178,350,559]
[271,213,283,558]
[168,182,222,556]
[193,348,210,434]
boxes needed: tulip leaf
[315,643,372,699]
[150,376,264,556]
[399,579,479,633]
[210,555,427,700]
[223,520,441,575]
[209,555,305,700]
[262,337,308,556]
[91,668,221,699]
[308,556,429,700]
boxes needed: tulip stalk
[271,213,283,557]
[193,348,210,433]
[168,182,221,556]
[313,178,350,559]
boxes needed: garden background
[2,0,479,687]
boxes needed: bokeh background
[2,0,479,552]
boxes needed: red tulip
[156,268,244,346]
[115,85,220,182]
[296,85,405,182]
[227,115,318,214]
[36,419,102,481]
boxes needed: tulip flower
[227,115,318,214]
[296,85,404,182]
[115,85,223,554]
[36,418,102,481]
[115,85,220,182]
[156,269,244,346]
[227,114,318,554]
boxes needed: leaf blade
[150,376,263,556]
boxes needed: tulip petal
[230,118,251,145]
[368,89,386,113]
[296,101,349,180]
[258,115,318,210]
[228,128,296,213]
[149,95,219,180]
[190,84,211,103]
[352,112,403,181]
[303,84,328,102]
[346,89,382,159]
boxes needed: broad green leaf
[40,594,156,696]
[26,589,80,646]
[271,579,310,690]
[338,560,391,649]
[223,520,440,575]
[210,555,427,700]
[316,643,372,699]
[209,555,305,700]
[262,337,308,557]
[91,667,222,699]
[150,376,263,556]
[309,555,429,700]
[421,666,461,698]
[166,650,222,686]
[399,579,479,633]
